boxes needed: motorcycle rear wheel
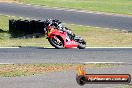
[78,40,86,49]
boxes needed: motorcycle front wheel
[48,36,64,49]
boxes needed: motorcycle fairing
[48,28,78,48]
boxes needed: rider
[45,19,76,40]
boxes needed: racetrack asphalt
[0,65,131,88]
[0,2,132,31]
[0,47,132,64]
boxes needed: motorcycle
[46,25,86,49]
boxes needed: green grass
[0,63,119,77]
[16,0,132,15]
[66,24,132,47]
[118,85,132,88]
[1,15,132,47]
[0,15,10,39]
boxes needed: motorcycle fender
[49,32,67,43]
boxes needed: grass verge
[14,0,132,15]
[0,15,132,47]
[0,15,51,47]
[118,85,132,88]
[0,63,119,77]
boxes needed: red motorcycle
[46,26,86,49]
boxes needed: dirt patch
[0,64,77,77]
[0,64,119,77]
